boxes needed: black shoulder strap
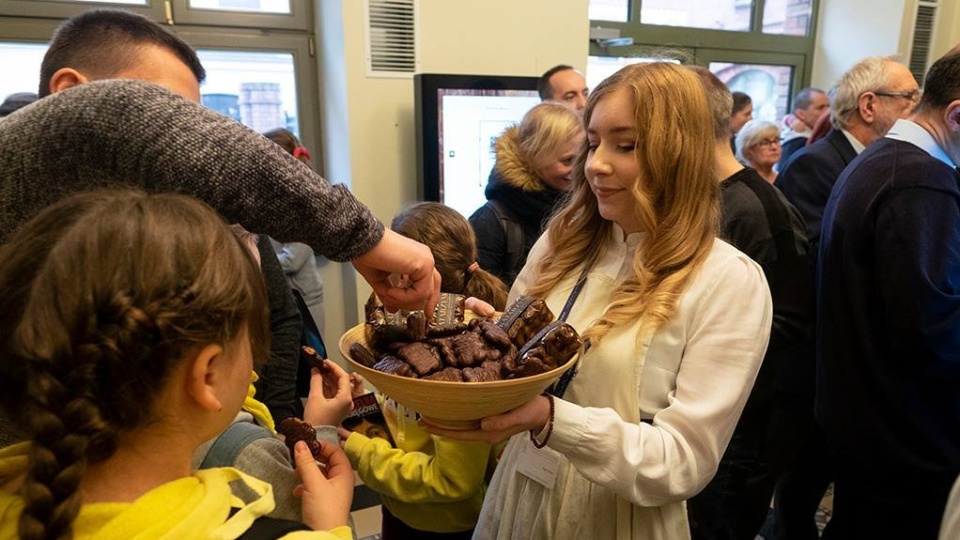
[199,421,273,470]
[486,199,524,276]
[233,513,311,539]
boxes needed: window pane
[57,0,147,3]
[0,42,48,103]
[589,0,628,22]
[710,62,793,122]
[762,0,813,36]
[586,55,680,90]
[641,0,752,32]
[197,50,299,136]
[189,0,290,14]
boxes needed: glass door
[696,48,807,122]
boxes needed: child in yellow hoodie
[0,191,354,540]
[335,203,508,539]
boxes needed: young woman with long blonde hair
[429,62,773,539]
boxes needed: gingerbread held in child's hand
[279,417,322,461]
[301,345,332,375]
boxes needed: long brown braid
[0,190,270,540]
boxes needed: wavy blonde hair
[525,62,719,345]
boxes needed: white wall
[811,0,960,95]
[811,0,912,89]
[930,0,960,62]
[315,0,589,356]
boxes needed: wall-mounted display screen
[415,74,540,218]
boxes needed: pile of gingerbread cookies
[349,295,581,382]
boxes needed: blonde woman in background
[469,102,584,287]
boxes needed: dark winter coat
[468,125,566,287]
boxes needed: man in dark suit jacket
[777,56,919,252]
[777,87,828,169]
[768,56,919,540]
[775,129,856,253]
[817,50,960,539]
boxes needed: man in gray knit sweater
[0,8,438,523]
[2,9,439,312]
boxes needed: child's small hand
[337,427,352,443]
[293,440,354,532]
[303,360,353,427]
[349,373,366,398]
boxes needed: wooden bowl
[338,318,578,430]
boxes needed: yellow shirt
[0,442,351,540]
[344,398,492,533]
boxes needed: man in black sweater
[818,50,960,539]
[778,56,919,253]
[686,67,813,540]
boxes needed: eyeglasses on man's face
[874,88,922,104]
[835,88,923,117]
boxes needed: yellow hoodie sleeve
[344,432,489,504]
[281,525,353,540]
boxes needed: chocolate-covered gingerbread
[278,417,322,461]
[496,296,555,349]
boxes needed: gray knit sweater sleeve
[0,80,383,261]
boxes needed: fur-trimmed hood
[482,125,567,235]
[490,125,546,193]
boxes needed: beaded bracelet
[530,393,555,449]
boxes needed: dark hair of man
[793,87,824,111]
[917,52,960,112]
[38,9,206,97]
[732,91,751,114]
[538,64,575,101]
[689,66,734,140]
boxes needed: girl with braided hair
[0,190,354,539]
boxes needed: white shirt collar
[885,119,956,168]
[840,129,866,155]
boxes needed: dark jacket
[719,168,813,417]
[468,126,565,286]
[775,128,858,253]
[818,138,960,478]
[777,135,807,171]
[254,235,303,424]
[689,166,814,539]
